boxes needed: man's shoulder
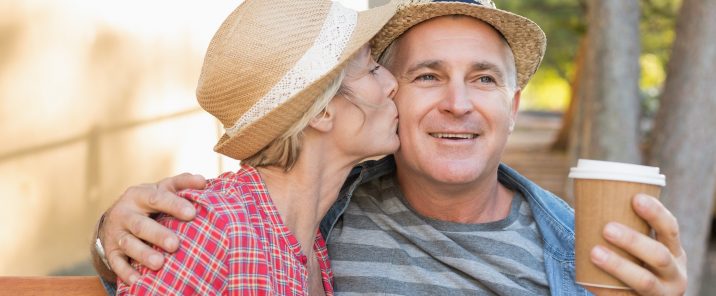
[497,163,573,210]
[356,155,397,181]
[354,172,397,202]
[497,163,574,222]
[339,155,396,200]
[498,163,576,256]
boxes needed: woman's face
[330,46,400,160]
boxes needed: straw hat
[371,0,546,89]
[197,0,397,160]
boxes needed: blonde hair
[241,70,346,171]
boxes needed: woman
[116,0,398,295]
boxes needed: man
[92,1,687,295]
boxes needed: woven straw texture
[196,0,396,160]
[370,0,546,89]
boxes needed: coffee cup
[569,159,665,291]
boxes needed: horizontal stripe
[329,244,546,285]
[332,223,544,264]
[333,275,533,296]
[329,174,550,295]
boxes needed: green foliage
[640,54,666,90]
[520,69,571,111]
[640,54,667,117]
[640,0,680,65]
[639,0,679,117]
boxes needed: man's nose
[439,81,472,116]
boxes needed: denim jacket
[320,155,591,296]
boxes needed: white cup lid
[568,159,666,186]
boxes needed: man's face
[387,16,520,187]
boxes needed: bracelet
[94,213,112,271]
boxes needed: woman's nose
[382,66,398,100]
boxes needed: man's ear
[308,102,335,133]
[509,89,521,133]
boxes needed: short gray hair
[377,15,518,91]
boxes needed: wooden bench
[0,276,106,296]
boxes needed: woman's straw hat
[197,0,397,160]
[371,0,546,89]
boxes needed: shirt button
[299,255,308,265]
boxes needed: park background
[1,0,714,295]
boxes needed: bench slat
[0,276,105,296]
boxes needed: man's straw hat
[371,0,546,89]
[197,0,397,160]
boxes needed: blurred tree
[647,0,716,294]
[526,0,680,149]
[508,1,716,293]
[571,0,643,163]
[558,36,588,169]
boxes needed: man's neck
[395,166,514,224]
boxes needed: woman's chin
[360,144,399,161]
[381,137,400,155]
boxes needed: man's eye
[415,74,437,81]
[479,76,495,84]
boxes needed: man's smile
[428,132,479,140]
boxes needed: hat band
[225,2,358,137]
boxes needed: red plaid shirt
[117,165,334,295]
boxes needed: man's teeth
[430,133,477,139]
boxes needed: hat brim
[371,1,546,89]
[214,2,398,160]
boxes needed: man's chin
[425,165,489,186]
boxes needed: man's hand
[589,193,687,295]
[96,173,206,285]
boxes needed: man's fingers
[602,222,680,280]
[632,194,684,257]
[152,189,196,221]
[143,173,206,220]
[107,248,140,285]
[158,173,207,193]
[590,245,664,296]
[124,214,180,252]
[631,194,688,294]
[116,231,165,271]
[124,183,195,221]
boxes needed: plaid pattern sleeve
[116,185,232,295]
[116,166,335,295]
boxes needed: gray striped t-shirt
[327,174,550,295]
